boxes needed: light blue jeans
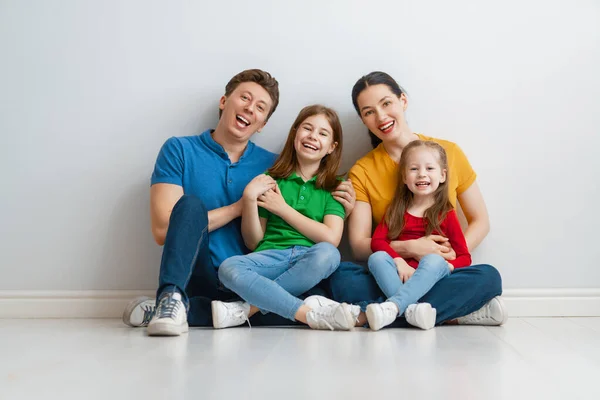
[218,242,341,321]
[367,252,451,316]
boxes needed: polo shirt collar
[200,129,256,162]
[289,171,317,183]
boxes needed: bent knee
[310,242,341,274]
[419,254,450,275]
[476,264,502,289]
[217,257,245,285]
[174,195,207,215]
[367,251,391,268]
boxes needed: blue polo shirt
[151,129,277,268]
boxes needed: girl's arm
[444,210,472,268]
[241,174,277,251]
[371,221,402,259]
[241,197,267,251]
[259,186,344,246]
[457,182,490,251]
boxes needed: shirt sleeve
[452,143,478,195]
[258,206,270,219]
[443,210,472,268]
[348,164,370,204]
[324,191,346,219]
[371,220,402,259]
[151,137,184,187]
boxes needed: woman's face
[356,84,408,143]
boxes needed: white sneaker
[122,296,155,327]
[304,295,361,323]
[147,291,188,336]
[457,296,508,326]
[366,302,399,331]
[306,303,355,331]
[211,301,251,329]
[405,303,437,330]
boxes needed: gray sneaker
[122,296,155,327]
[147,291,188,336]
[457,296,508,326]
[306,303,355,331]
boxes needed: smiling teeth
[237,115,250,125]
[381,121,394,130]
[303,143,317,150]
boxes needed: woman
[328,71,506,328]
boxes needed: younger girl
[366,140,472,331]
[212,105,359,331]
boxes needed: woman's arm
[347,201,374,261]
[259,186,344,246]
[457,182,490,251]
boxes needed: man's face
[218,82,273,142]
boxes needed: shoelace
[232,307,251,328]
[156,295,182,319]
[141,305,155,326]
[310,308,335,331]
[464,306,491,322]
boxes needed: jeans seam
[184,225,209,299]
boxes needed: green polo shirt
[255,172,345,252]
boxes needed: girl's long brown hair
[268,105,343,191]
[385,140,453,239]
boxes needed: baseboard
[0,289,598,318]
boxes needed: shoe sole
[411,304,436,330]
[365,304,386,331]
[337,303,357,331]
[147,321,189,336]
[493,296,509,325]
[122,296,152,327]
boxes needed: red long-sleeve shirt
[371,210,472,269]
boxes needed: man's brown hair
[219,69,279,120]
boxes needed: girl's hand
[243,175,276,200]
[394,257,415,283]
[257,185,289,217]
[332,179,356,217]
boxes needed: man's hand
[243,174,276,200]
[394,257,415,283]
[257,185,289,217]
[332,179,356,218]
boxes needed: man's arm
[150,183,242,246]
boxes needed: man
[123,69,355,336]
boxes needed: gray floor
[2,318,600,400]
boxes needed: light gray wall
[1,0,599,290]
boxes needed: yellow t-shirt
[348,133,477,225]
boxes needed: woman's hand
[394,257,415,283]
[393,235,456,261]
[332,179,356,218]
[257,185,289,217]
[243,174,276,200]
